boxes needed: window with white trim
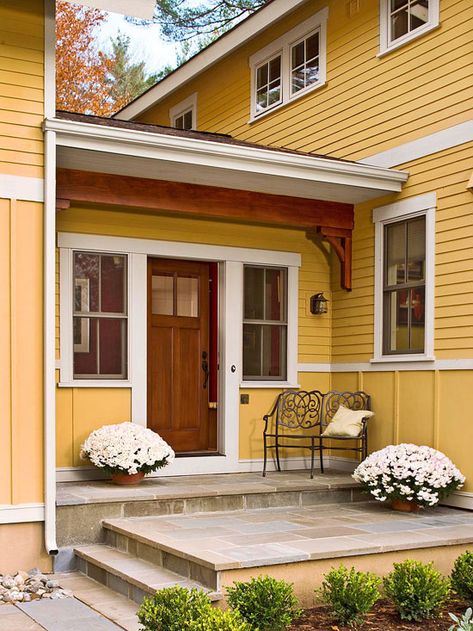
[72,251,128,379]
[373,194,435,362]
[169,93,197,130]
[380,0,439,55]
[243,266,287,380]
[249,8,328,120]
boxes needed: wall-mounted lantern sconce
[310,292,328,315]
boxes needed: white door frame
[57,232,300,478]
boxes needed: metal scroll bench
[262,390,371,478]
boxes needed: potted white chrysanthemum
[353,444,465,512]
[80,422,175,485]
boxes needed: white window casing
[379,0,440,57]
[249,7,328,122]
[169,93,198,129]
[372,192,436,363]
[59,233,300,396]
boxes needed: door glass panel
[152,275,174,315]
[176,276,199,317]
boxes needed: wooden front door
[147,258,212,453]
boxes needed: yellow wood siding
[0,198,44,504]
[138,0,472,162]
[332,142,473,362]
[0,0,44,178]
[332,370,473,493]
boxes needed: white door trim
[57,233,301,478]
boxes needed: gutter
[44,128,58,558]
[43,0,58,558]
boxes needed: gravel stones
[0,570,73,604]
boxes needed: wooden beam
[307,227,353,291]
[56,169,354,231]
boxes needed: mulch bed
[289,598,470,630]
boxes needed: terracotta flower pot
[111,471,145,486]
[391,498,420,513]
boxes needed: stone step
[57,472,361,555]
[74,544,222,605]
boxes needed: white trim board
[115,0,312,119]
[298,360,473,372]
[0,503,45,524]
[361,120,473,168]
[58,232,301,267]
[0,175,44,202]
[372,193,435,363]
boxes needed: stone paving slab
[103,501,473,570]
[0,605,44,631]
[56,573,139,631]
[16,598,122,631]
[57,470,357,505]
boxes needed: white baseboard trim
[0,175,44,202]
[360,120,473,168]
[441,491,473,511]
[298,359,473,373]
[56,455,358,482]
[0,503,45,524]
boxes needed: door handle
[202,351,209,389]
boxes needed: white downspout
[44,0,58,557]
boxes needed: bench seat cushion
[322,405,374,438]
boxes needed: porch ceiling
[45,116,408,206]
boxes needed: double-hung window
[169,93,197,130]
[72,251,128,379]
[250,8,328,120]
[373,194,435,361]
[243,266,287,380]
[380,0,439,55]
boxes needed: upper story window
[249,8,328,121]
[380,0,439,56]
[373,193,436,362]
[169,93,197,130]
[243,265,287,380]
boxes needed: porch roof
[45,112,408,205]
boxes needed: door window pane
[152,275,174,315]
[177,277,199,317]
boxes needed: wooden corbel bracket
[307,227,353,291]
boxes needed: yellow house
[1,0,473,582]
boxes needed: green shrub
[451,551,473,601]
[189,608,253,631]
[384,559,450,622]
[227,575,302,631]
[449,608,473,631]
[320,565,381,626]
[137,586,212,631]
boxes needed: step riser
[58,486,363,548]
[76,555,151,605]
[105,528,219,590]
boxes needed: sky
[95,11,180,75]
